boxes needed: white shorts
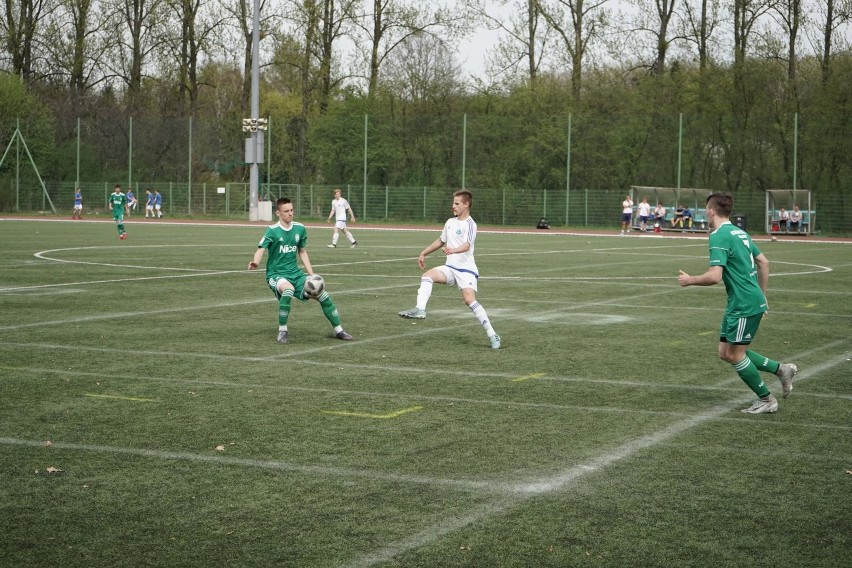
[436,265,478,292]
[146,205,153,211]
[73,204,82,211]
[334,220,348,230]
[155,204,161,211]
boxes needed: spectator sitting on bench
[681,206,693,230]
[653,202,666,228]
[671,204,685,228]
[778,207,789,231]
[788,205,802,232]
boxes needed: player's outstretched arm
[298,247,314,275]
[248,248,264,270]
[678,266,722,287]
[418,238,444,269]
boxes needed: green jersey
[109,192,127,216]
[708,221,767,317]
[257,221,308,281]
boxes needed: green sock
[746,350,780,374]
[733,357,771,397]
[319,294,341,327]
[278,291,293,326]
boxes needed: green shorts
[719,312,764,345]
[268,274,308,301]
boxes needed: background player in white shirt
[398,190,501,349]
[326,188,357,248]
[636,197,651,232]
[620,195,634,235]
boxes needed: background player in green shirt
[108,184,128,239]
[678,192,797,414]
[248,198,353,344]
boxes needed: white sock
[469,301,496,336]
[346,232,355,243]
[415,277,433,310]
[332,234,339,246]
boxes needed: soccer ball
[304,274,325,299]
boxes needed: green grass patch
[0,219,849,567]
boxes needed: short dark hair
[706,192,733,217]
[453,190,472,206]
[276,197,292,210]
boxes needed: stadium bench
[768,210,816,234]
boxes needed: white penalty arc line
[16,243,833,292]
[342,351,852,568]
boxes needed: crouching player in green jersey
[678,192,797,414]
[248,198,354,344]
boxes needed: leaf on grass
[846,470,852,475]
[44,440,52,447]
[46,466,62,473]
[215,445,225,452]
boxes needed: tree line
[1,1,850,230]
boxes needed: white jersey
[330,197,351,221]
[637,201,651,217]
[622,199,634,214]
[441,216,479,278]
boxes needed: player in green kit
[248,198,353,344]
[108,184,128,239]
[678,192,797,414]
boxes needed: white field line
[0,352,846,508]
[24,240,835,283]
[342,351,852,568]
[0,285,683,360]
[5,215,852,245]
[6,360,851,409]
[0,283,412,331]
[0,436,507,494]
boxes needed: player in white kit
[398,190,501,349]
[326,189,357,248]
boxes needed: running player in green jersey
[108,184,128,239]
[248,197,353,344]
[678,192,797,414]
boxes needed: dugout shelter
[629,186,713,232]
[765,189,814,235]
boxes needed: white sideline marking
[343,351,851,567]
[0,437,507,494]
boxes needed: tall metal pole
[15,119,20,211]
[76,117,80,188]
[188,116,193,215]
[792,113,798,190]
[565,113,572,226]
[128,116,133,188]
[677,113,683,189]
[248,0,261,221]
[266,115,271,193]
[461,114,467,190]
[363,114,368,219]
